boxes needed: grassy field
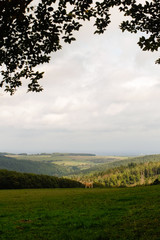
[0,186,160,240]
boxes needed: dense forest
[71,162,160,187]
[0,169,84,189]
[78,154,160,176]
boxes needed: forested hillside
[0,169,84,189]
[0,155,75,177]
[71,161,160,187]
[1,153,160,187]
[77,154,160,176]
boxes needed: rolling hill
[0,155,75,177]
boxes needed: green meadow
[0,186,160,240]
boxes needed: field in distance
[2,153,160,185]
[5,153,128,170]
[0,186,160,240]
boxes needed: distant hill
[35,153,96,156]
[1,152,160,182]
[75,154,160,176]
[3,153,125,172]
[0,155,75,177]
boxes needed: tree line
[0,169,84,189]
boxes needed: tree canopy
[0,0,159,94]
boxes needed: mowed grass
[0,186,160,240]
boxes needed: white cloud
[0,6,159,154]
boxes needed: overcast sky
[0,5,159,156]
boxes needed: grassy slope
[0,186,160,240]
